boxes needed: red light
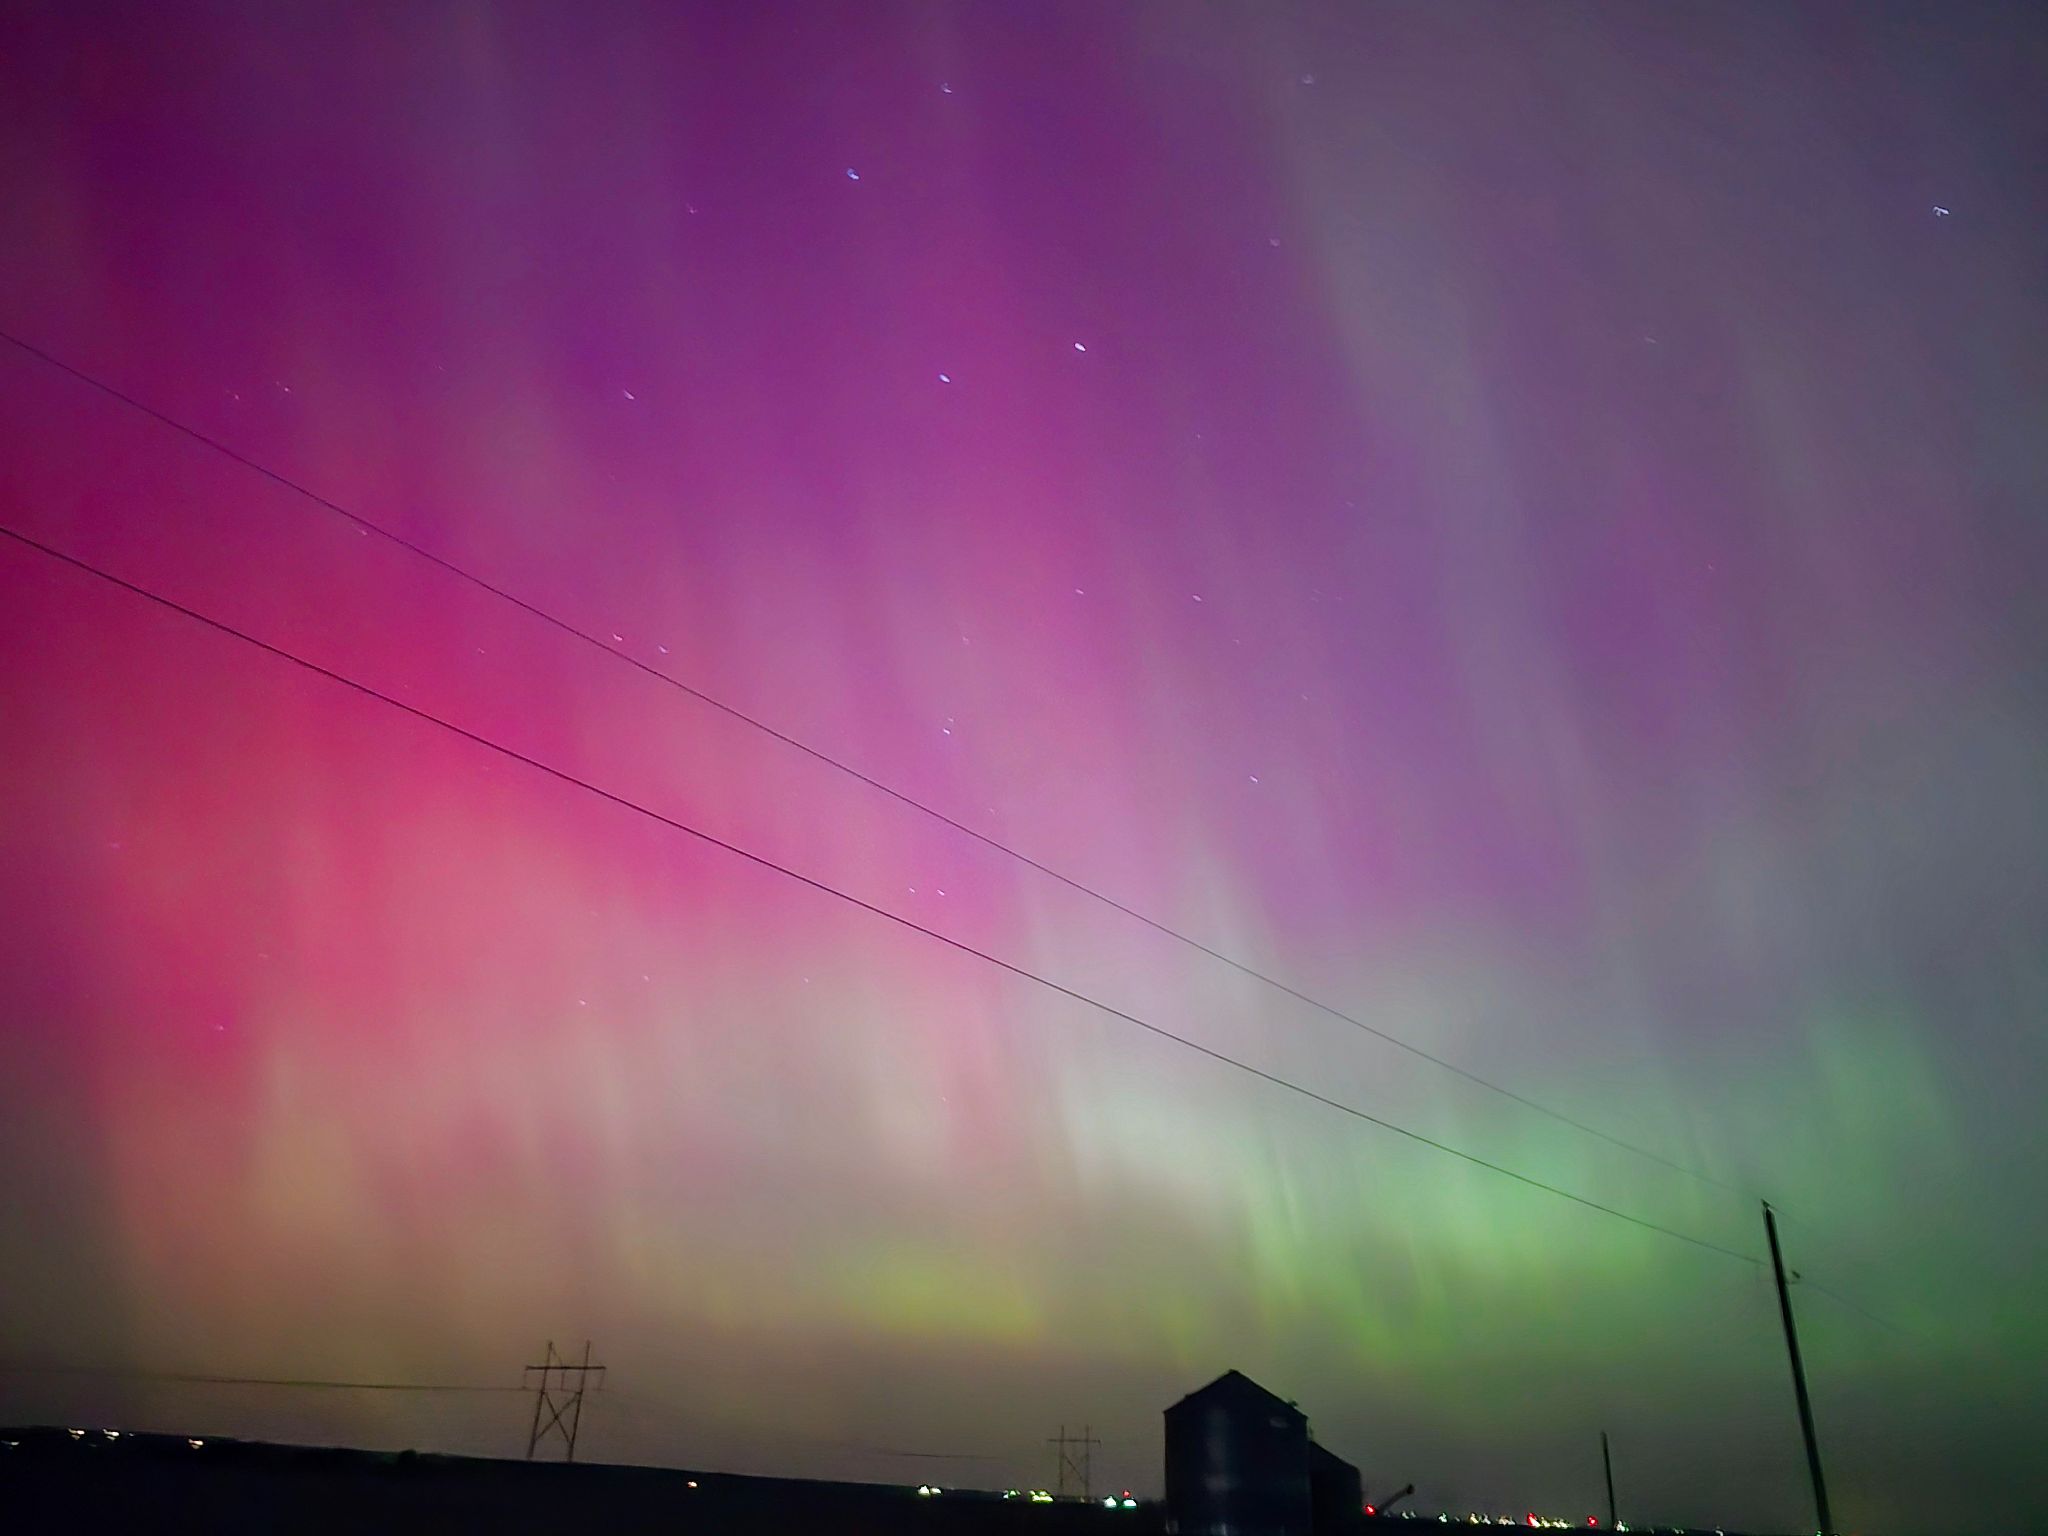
[1527,1517,1538,1528]
[1366,1508,1378,1518]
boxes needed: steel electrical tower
[524,1340,605,1462]
[1049,1423,1100,1500]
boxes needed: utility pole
[1763,1202,1832,1535]
[1600,1431,1616,1531]
[524,1340,606,1462]
[1048,1423,1100,1500]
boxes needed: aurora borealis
[2,3,2045,1532]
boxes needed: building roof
[1163,1370,1305,1422]
[1307,1440,1358,1477]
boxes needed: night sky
[2,4,2045,1533]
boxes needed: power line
[0,1364,520,1393]
[0,327,1738,1201]
[1763,1208,1912,1337]
[1800,1279,1909,1337]
[600,1388,1010,1463]
[0,520,1759,1267]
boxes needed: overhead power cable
[602,1389,1007,1462]
[1799,1281,1908,1336]
[0,1364,521,1393]
[0,328,1738,1200]
[1763,1207,1911,1336]
[0,520,1758,1268]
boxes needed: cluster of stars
[573,61,1404,843]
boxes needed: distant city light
[187,1438,205,1450]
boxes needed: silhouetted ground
[0,1425,1776,1536]
[0,1425,1164,1534]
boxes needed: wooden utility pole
[1600,1430,1616,1531]
[1763,1203,1832,1535]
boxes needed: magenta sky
[2,4,2045,1532]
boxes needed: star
[622,389,637,400]
[845,167,861,181]
[1932,204,1951,217]
[938,372,952,383]
[1072,341,1087,353]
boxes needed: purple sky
[2,4,2045,1532]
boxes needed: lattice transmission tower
[524,1340,606,1462]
